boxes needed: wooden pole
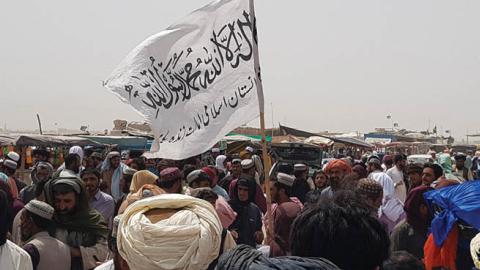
[259,111,273,242]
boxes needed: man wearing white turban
[117,194,235,270]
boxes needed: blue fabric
[424,180,480,246]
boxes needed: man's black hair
[290,190,390,270]
[64,153,80,169]
[132,158,146,170]
[394,154,406,164]
[382,251,424,270]
[273,181,292,197]
[156,178,178,189]
[423,163,443,179]
[25,211,51,231]
[80,168,101,180]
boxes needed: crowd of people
[1,145,480,270]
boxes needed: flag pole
[249,0,273,243]
[260,111,273,242]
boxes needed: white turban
[117,194,223,270]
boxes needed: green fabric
[44,176,109,239]
[438,153,452,174]
[226,133,272,142]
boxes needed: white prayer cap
[7,151,20,162]
[241,159,254,170]
[3,159,17,170]
[186,169,210,185]
[211,148,220,153]
[294,163,307,172]
[69,146,84,161]
[277,173,295,187]
[25,200,54,220]
[245,146,254,153]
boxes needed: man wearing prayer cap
[320,159,353,199]
[44,171,109,270]
[187,169,211,189]
[157,167,183,194]
[117,194,236,270]
[291,164,312,203]
[21,200,71,270]
[269,173,302,257]
[3,159,25,199]
[228,159,267,213]
[367,157,405,233]
[7,151,21,163]
[453,152,474,181]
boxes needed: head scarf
[43,174,108,239]
[129,170,158,193]
[438,153,452,174]
[102,151,125,200]
[324,159,353,175]
[216,155,227,172]
[202,166,218,187]
[30,161,54,184]
[404,185,433,234]
[117,194,223,270]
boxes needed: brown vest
[27,231,71,270]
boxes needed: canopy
[424,181,480,246]
[0,134,103,147]
[80,135,151,150]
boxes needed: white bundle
[117,194,222,270]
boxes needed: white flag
[104,0,263,160]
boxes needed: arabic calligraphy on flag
[104,0,263,159]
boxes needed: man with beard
[218,158,241,193]
[386,154,407,203]
[269,173,301,257]
[406,163,424,191]
[101,152,126,201]
[453,153,474,181]
[81,169,115,226]
[60,153,82,177]
[21,200,71,270]
[228,159,266,213]
[290,164,311,204]
[44,172,109,270]
[320,159,353,199]
[229,178,263,248]
[20,162,53,204]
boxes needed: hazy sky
[1,0,479,140]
